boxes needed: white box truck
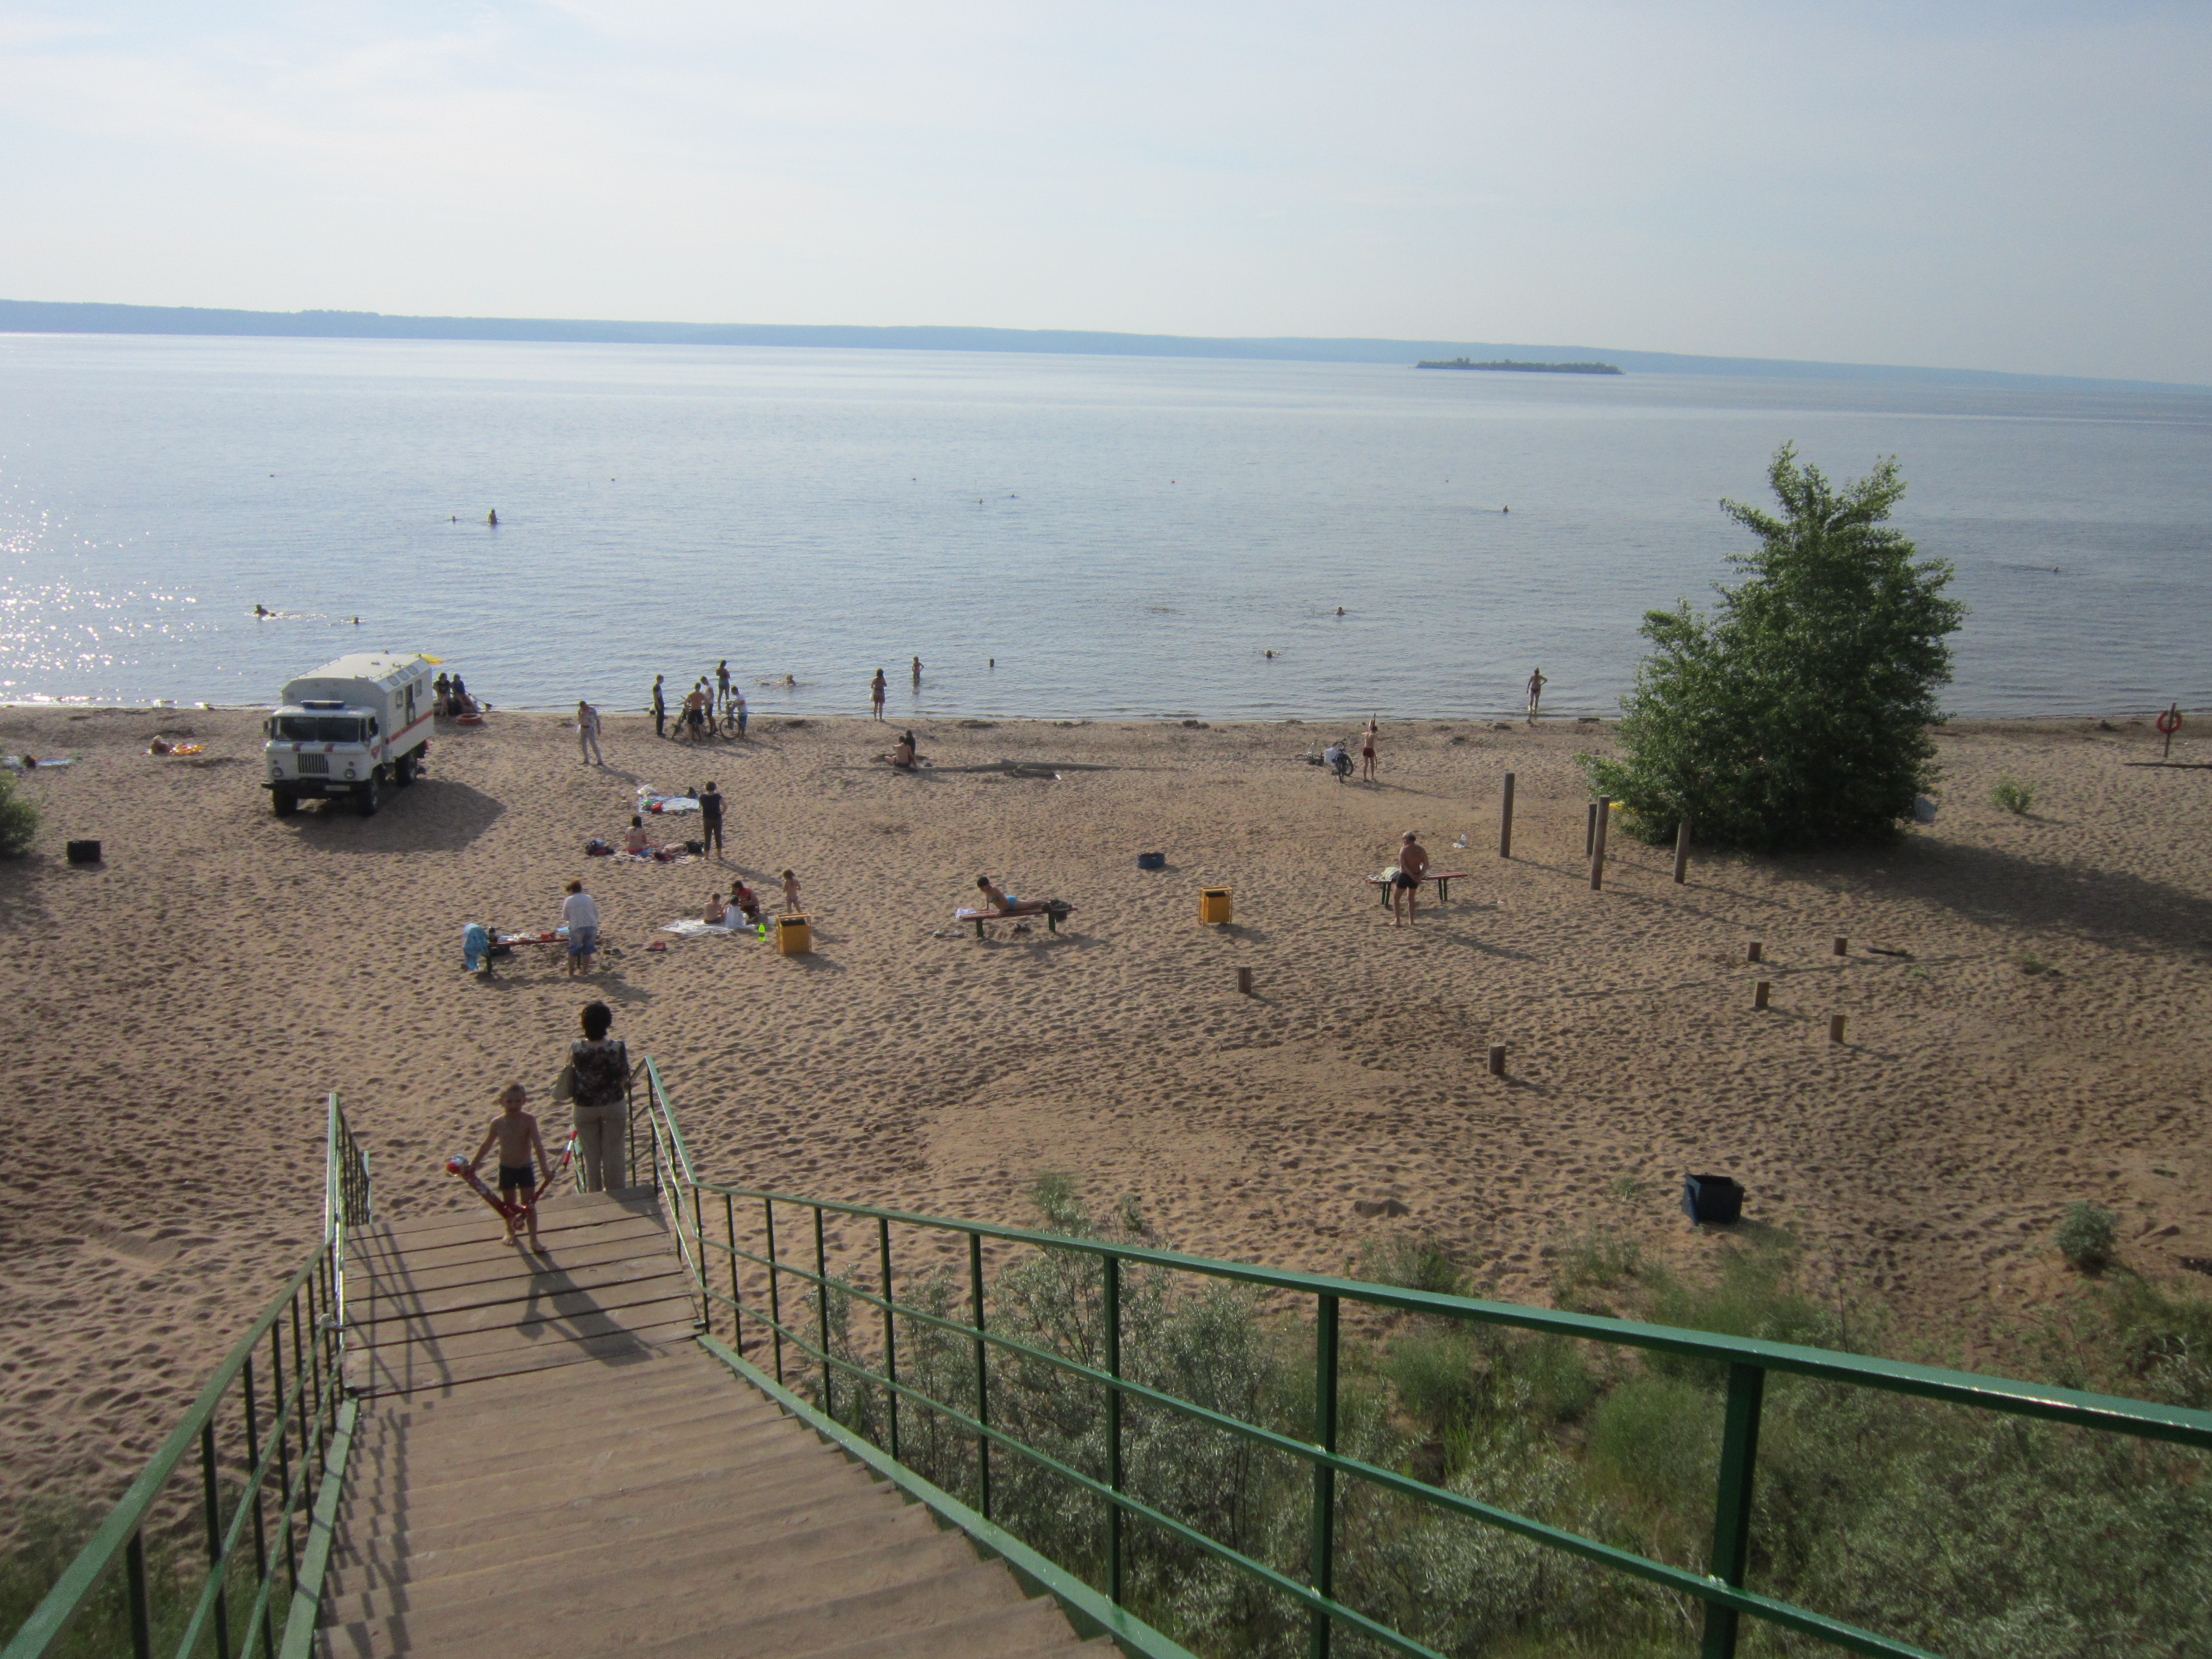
[263,653,436,817]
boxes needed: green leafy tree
[1583,444,1964,852]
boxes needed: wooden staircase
[320,1190,1097,1657]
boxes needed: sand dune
[2,703,2208,1517]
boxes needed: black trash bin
[1681,1172,1743,1226]
[66,840,102,866]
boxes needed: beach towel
[3,755,76,771]
[635,786,699,814]
[659,919,746,938]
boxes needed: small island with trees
[1416,357,1624,374]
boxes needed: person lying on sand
[469,1083,552,1250]
[976,875,1018,914]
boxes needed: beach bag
[585,838,613,856]
[685,840,705,855]
[551,1064,577,1103]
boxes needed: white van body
[263,652,435,817]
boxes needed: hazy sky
[3,3,2208,382]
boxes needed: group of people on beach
[433,671,479,719]
[649,664,749,743]
[464,1000,635,1249]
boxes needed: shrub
[1991,777,2035,815]
[1358,1233,1466,1297]
[0,771,36,857]
[2055,1203,2119,1272]
[1581,445,1965,852]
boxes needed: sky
[2,2,2208,383]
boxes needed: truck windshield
[275,716,364,743]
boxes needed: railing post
[970,1231,990,1520]
[1309,1294,1340,1659]
[764,1200,783,1385]
[125,1530,152,1659]
[693,1181,709,1327]
[200,1420,231,1659]
[269,1325,298,1592]
[878,1217,899,1463]
[1105,1253,1124,1606]
[815,1206,834,1418]
[725,1193,742,1349]
[241,1358,275,1659]
[1700,1362,1767,1659]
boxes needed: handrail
[3,1097,371,1659]
[632,1060,2212,1659]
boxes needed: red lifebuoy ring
[2155,706,2183,736]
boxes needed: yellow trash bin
[775,914,812,954]
[1200,888,1232,925]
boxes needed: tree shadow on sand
[1862,840,2212,953]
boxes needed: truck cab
[264,653,435,817]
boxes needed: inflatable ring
[2155,706,2183,736]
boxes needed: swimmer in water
[1336,606,1346,616]
[1263,649,1276,659]
[254,604,270,618]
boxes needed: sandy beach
[1,701,2208,1519]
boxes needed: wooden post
[1585,801,1598,857]
[1833,936,1848,957]
[1754,980,1770,1010]
[1237,966,1253,996]
[1747,941,1762,963]
[1829,1014,1846,1045]
[1499,773,1515,859]
[1589,798,1611,890]
[1487,1044,1506,1077]
[1673,816,1691,884]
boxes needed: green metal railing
[621,1059,2212,1659]
[3,1096,371,1659]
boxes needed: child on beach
[781,869,802,913]
[730,881,762,925]
[469,1084,553,1250]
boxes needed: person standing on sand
[562,879,601,976]
[434,671,453,715]
[1362,716,1380,783]
[781,868,802,913]
[1526,668,1547,722]
[1391,830,1429,928]
[577,700,603,766]
[870,669,888,720]
[651,675,666,739]
[468,1083,552,1250]
[699,781,724,859]
[567,1002,635,1193]
[733,688,748,740]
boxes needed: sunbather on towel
[730,882,762,925]
[703,891,728,926]
[623,815,657,854]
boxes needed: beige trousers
[572,1104,630,1192]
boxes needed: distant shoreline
[1416,357,1623,375]
[2,298,2204,396]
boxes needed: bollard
[1755,980,1770,1010]
[1747,941,1763,963]
[1589,797,1611,890]
[1585,801,1598,857]
[1499,772,1515,859]
[1833,936,1848,956]
[1672,816,1691,884]
[1487,1044,1506,1077]
[1829,1014,1846,1045]
[1237,966,1253,996]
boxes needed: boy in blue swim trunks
[469,1083,553,1250]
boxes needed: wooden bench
[1363,871,1470,908]
[955,901,1075,938]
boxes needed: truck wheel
[272,790,299,818]
[394,752,416,788]
[357,776,382,817]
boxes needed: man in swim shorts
[469,1083,553,1249]
[1391,831,1429,929]
[1526,668,1547,722]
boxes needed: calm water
[2,333,2207,722]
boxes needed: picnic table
[1363,869,1470,908]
